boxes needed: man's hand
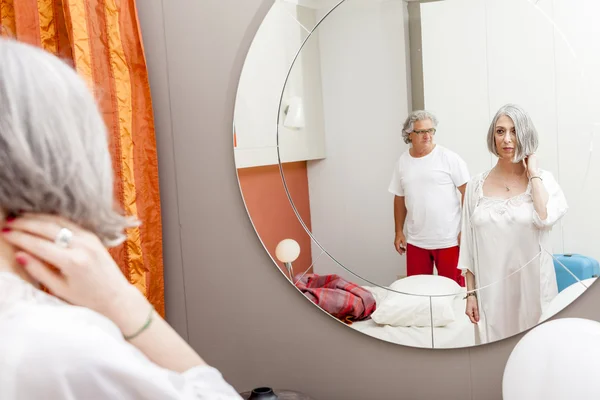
[394,232,407,255]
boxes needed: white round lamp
[275,239,300,280]
[503,318,600,399]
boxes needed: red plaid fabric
[295,274,376,324]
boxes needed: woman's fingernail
[15,255,27,266]
[2,227,11,233]
[4,210,18,222]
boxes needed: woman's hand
[524,153,540,178]
[3,213,210,373]
[2,213,150,333]
[465,296,479,324]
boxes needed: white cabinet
[233,1,326,169]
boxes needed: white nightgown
[457,169,568,344]
[0,272,242,400]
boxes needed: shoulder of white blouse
[464,171,491,207]
[0,272,65,312]
[470,170,489,190]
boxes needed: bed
[349,284,476,349]
[349,277,597,349]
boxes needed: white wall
[233,1,326,168]
[551,0,600,264]
[420,0,491,174]
[307,0,411,285]
[421,0,600,263]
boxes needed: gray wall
[136,1,600,399]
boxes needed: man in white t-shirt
[388,110,470,286]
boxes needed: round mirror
[233,0,600,348]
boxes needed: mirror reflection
[234,0,600,348]
[458,104,568,344]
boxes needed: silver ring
[54,227,73,248]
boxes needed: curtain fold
[1,0,165,317]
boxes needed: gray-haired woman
[457,104,568,344]
[0,39,241,398]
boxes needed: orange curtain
[1,0,165,317]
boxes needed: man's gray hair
[0,38,138,247]
[402,110,439,144]
[487,104,539,163]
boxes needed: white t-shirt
[388,144,470,250]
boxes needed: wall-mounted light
[283,96,305,129]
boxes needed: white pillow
[370,275,463,327]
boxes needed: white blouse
[458,169,568,344]
[0,272,242,399]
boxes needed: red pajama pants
[406,243,465,287]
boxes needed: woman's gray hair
[487,104,539,163]
[402,110,439,144]
[0,38,138,247]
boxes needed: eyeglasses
[413,128,436,136]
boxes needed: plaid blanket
[295,274,376,324]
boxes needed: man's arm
[394,195,407,235]
[458,183,467,206]
[457,183,467,245]
[393,196,408,254]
